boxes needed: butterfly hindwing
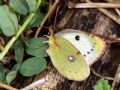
[55,29,106,65]
[47,37,90,81]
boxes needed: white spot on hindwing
[68,55,76,62]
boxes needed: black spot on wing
[75,35,80,41]
[87,51,90,54]
[93,45,95,48]
[91,48,94,51]
[84,54,86,57]
[76,51,81,55]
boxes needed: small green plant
[94,78,110,90]
[0,0,49,84]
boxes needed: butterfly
[46,29,106,81]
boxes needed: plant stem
[0,0,42,60]
[0,13,34,60]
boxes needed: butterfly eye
[75,35,80,41]
[68,55,76,62]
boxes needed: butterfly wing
[87,33,106,64]
[47,37,90,81]
[55,29,106,65]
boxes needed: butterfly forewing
[47,37,90,81]
[55,29,106,65]
[87,34,106,64]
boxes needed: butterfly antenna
[54,5,60,30]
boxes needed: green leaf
[0,5,18,36]
[5,63,22,84]
[6,71,17,84]
[12,63,21,71]
[6,37,25,83]
[19,57,46,77]
[27,11,45,29]
[26,0,37,12]
[94,78,110,90]
[14,38,24,63]
[0,64,5,81]
[9,0,29,15]
[26,37,48,57]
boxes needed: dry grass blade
[68,2,120,9]
[115,8,120,16]
[98,9,120,24]
[111,64,120,90]
[105,37,120,43]
[0,82,18,90]
[21,75,49,90]
[83,0,120,25]
[105,0,120,16]
[91,68,120,81]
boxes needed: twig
[104,36,120,43]
[111,64,120,90]
[0,82,18,90]
[54,5,60,30]
[68,2,120,9]
[92,32,120,43]
[34,0,60,37]
[98,9,120,24]
[115,8,120,16]
[83,0,120,24]
[105,0,120,16]
[91,68,120,81]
